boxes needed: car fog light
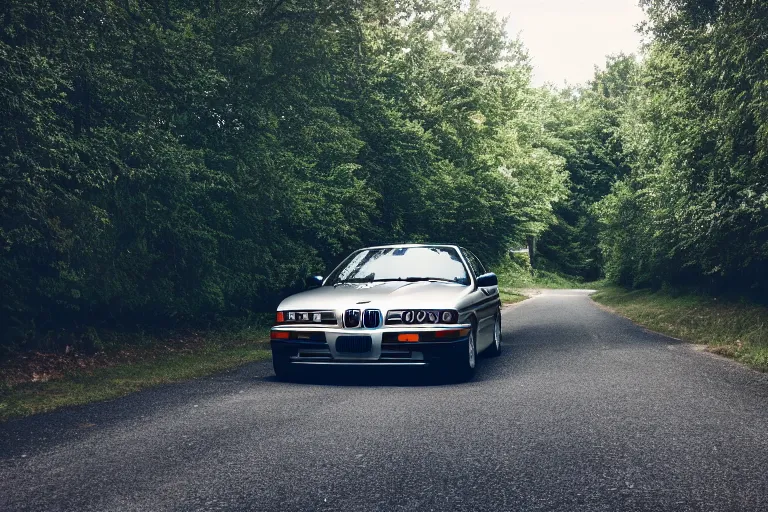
[435,328,470,339]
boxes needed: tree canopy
[1,0,566,351]
[593,0,768,292]
[537,0,767,297]
[3,0,766,353]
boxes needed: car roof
[358,243,461,250]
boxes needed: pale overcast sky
[478,0,646,86]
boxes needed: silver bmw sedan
[270,244,502,381]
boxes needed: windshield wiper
[371,277,453,283]
[333,279,377,286]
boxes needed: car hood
[278,281,471,312]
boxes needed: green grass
[0,329,271,422]
[492,254,587,305]
[499,289,528,305]
[592,286,768,371]
[493,254,586,298]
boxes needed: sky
[478,0,647,86]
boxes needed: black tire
[450,324,477,383]
[486,309,502,358]
[272,353,296,381]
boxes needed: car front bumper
[270,325,471,367]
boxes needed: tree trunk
[527,235,537,271]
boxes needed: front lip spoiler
[289,361,428,366]
[273,337,468,367]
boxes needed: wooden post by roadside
[527,235,537,272]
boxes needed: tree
[537,55,639,280]
[597,0,768,292]
[0,0,568,353]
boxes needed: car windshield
[327,247,470,286]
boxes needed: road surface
[2,290,767,511]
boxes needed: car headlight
[276,310,337,325]
[385,309,459,325]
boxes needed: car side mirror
[305,275,324,288]
[476,272,498,287]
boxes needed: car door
[461,249,498,352]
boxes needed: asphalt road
[2,290,768,511]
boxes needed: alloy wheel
[468,330,476,369]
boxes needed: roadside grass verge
[499,289,528,306]
[0,328,271,422]
[493,254,586,300]
[592,286,768,371]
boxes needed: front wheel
[272,353,296,381]
[449,327,477,382]
[486,309,502,358]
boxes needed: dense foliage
[1,0,567,351]
[540,0,767,296]
[4,0,766,353]
[536,55,637,280]
[595,0,768,293]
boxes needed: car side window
[461,249,484,278]
[468,252,486,276]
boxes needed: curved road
[2,290,768,511]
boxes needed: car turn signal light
[397,333,420,342]
[276,312,285,323]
